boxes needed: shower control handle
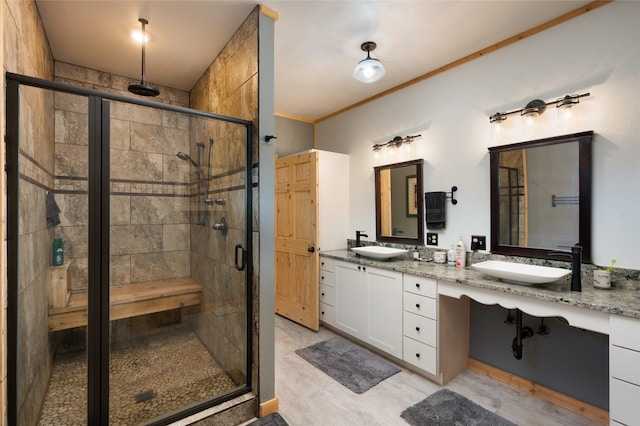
[235,244,246,271]
[212,217,228,235]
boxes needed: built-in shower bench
[47,278,203,332]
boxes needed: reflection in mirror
[374,159,424,245]
[489,131,592,262]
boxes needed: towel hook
[446,186,458,205]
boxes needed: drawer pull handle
[321,311,325,315]
[321,293,325,297]
[416,303,421,309]
[321,276,324,280]
[321,262,325,266]
[416,353,421,358]
[415,326,420,332]
[358,266,361,270]
[415,283,420,288]
[363,266,367,271]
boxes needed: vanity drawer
[611,315,640,351]
[319,270,334,287]
[403,311,436,347]
[320,303,335,326]
[611,345,640,385]
[403,275,437,298]
[319,257,334,272]
[320,284,335,306]
[403,336,436,375]
[403,292,437,319]
[610,378,640,425]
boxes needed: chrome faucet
[355,230,368,247]
[549,244,582,292]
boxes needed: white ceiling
[35,1,593,122]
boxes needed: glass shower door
[106,101,251,424]
[9,84,91,425]
[8,74,252,425]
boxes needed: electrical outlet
[471,235,486,251]
[427,232,438,246]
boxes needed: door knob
[307,246,315,253]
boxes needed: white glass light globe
[353,58,386,83]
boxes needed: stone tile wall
[53,66,192,290]
[3,0,55,424]
[189,8,258,393]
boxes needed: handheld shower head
[176,152,198,167]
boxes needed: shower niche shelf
[47,278,202,332]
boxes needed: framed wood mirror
[374,159,424,245]
[489,131,593,262]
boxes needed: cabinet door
[334,261,366,338]
[365,266,403,358]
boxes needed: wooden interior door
[275,151,320,331]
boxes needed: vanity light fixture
[489,92,590,128]
[372,134,422,153]
[353,41,386,84]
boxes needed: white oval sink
[471,260,571,285]
[351,246,408,260]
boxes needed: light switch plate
[427,232,438,246]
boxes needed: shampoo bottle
[52,238,64,266]
[455,236,466,267]
[447,245,456,266]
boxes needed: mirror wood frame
[489,131,593,263]
[374,159,424,245]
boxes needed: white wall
[316,2,640,269]
[274,116,314,157]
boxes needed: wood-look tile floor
[274,315,600,426]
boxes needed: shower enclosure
[6,73,253,425]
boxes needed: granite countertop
[320,249,640,320]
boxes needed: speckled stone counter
[320,249,640,320]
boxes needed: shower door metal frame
[5,72,254,425]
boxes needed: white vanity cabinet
[610,315,640,426]
[319,257,335,326]
[333,259,403,358]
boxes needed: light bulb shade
[353,58,386,83]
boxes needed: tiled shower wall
[189,8,259,388]
[54,63,193,291]
[3,0,55,423]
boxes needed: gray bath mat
[401,389,516,426]
[295,337,401,394]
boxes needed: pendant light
[128,18,160,97]
[353,41,385,84]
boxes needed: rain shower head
[128,18,160,97]
[176,152,199,167]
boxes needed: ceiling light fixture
[131,31,149,43]
[128,18,160,97]
[353,41,385,84]
[489,92,590,126]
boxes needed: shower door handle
[235,244,246,271]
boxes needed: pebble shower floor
[37,326,238,425]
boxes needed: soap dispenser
[447,245,456,266]
[455,236,466,267]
